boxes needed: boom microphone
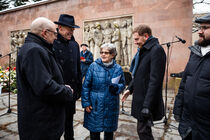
[175,36,186,44]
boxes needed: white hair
[101,43,117,56]
[30,17,55,35]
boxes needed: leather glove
[174,114,181,122]
[146,118,154,127]
[141,108,151,118]
[109,83,119,95]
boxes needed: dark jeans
[90,131,113,140]
[64,102,75,140]
[137,120,154,140]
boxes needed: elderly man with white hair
[16,17,73,140]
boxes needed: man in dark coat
[80,43,93,78]
[53,14,82,140]
[173,14,210,140]
[16,17,73,140]
[122,24,166,140]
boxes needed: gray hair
[100,43,117,57]
[30,17,55,36]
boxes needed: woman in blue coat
[81,43,125,140]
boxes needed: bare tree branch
[193,0,204,5]
[203,2,210,5]
[193,0,210,5]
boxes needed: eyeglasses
[198,25,210,31]
[100,51,111,55]
[46,29,58,36]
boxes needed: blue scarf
[130,47,140,76]
[130,36,154,76]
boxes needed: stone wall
[0,0,193,88]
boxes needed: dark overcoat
[128,37,166,121]
[82,58,125,132]
[16,33,73,140]
[80,50,93,78]
[174,45,210,140]
[53,34,82,113]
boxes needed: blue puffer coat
[81,58,125,132]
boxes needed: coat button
[69,50,72,53]
[60,59,64,63]
[59,50,62,53]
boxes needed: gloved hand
[109,83,119,95]
[141,108,151,118]
[146,118,154,127]
[174,114,181,122]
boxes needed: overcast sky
[193,0,210,14]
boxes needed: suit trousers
[90,131,113,140]
[64,102,75,140]
[137,120,154,140]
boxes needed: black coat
[174,45,210,140]
[16,33,73,140]
[53,34,82,113]
[128,37,166,121]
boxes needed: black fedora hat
[54,14,80,28]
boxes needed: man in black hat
[173,14,210,140]
[53,14,82,140]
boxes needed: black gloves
[141,108,154,127]
[109,83,119,95]
[141,108,151,118]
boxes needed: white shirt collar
[201,45,210,56]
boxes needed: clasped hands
[65,85,74,93]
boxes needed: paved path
[0,90,181,140]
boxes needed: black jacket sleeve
[76,42,82,100]
[23,47,73,102]
[173,54,192,116]
[143,46,166,109]
[173,72,186,116]
[127,78,134,94]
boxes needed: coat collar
[25,32,53,55]
[57,32,69,43]
[142,36,159,50]
[189,45,210,57]
[95,58,116,68]
[189,45,202,57]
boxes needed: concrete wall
[0,0,193,88]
